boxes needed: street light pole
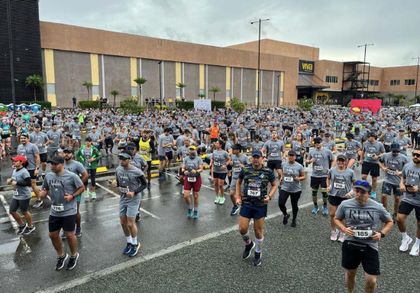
[158,61,162,109]
[251,18,269,111]
[6,0,16,112]
[357,43,374,98]
[413,57,420,103]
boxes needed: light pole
[357,43,374,98]
[6,0,16,112]
[158,61,162,109]
[251,18,270,111]
[413,57,420,103]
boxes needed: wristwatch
[380,231,385,238]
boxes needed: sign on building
[299,60,315,74]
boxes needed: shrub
[212,101,226,109]
[22,101,52,110]
[230,97,246,113]
[176,100,194,110]
[120,98,144,114]
[297,99,313,111]
[78,100,101,109]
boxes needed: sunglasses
[413,153,420,158]
[355,180,370,188]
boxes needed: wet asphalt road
[0,165,418,293]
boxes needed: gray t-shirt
[380,153,409,185]
[182,155,203,174]
[47,130,62,150]
[328,167,355,197]
[263,140,284,161]
[308,148,334,178]
[280,162,304,193]
[344,140,361,159]
[132,153,147,170]
[11,167,31,200]
[335,198,392,250]
[231,154,249,179]
[64,160,87,178]
[17,143,39,171]
[115,165,145,201]
[158,134,174,155]
[42,170,84,217]
[393,136,411,156]
[30,131,48,154]
[212,149,229,174]
[363,141,385,164]
[401,162,420,207]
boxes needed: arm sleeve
[133,176,147,194]
[16,177,32,187]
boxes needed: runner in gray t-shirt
[279,150,305,227]
[39,155,84,271]
[396,148,420,256]
[361,133,385,199]
[211,140,231,205]
[335,180,392,291]
[228,144,249,216]
[182,146,204,219]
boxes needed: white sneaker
[330,230,338,241]
[409,242,419,256]
[338,232,345,243]
[399,236,413,252]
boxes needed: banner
[299,60,315,74]
[194,99,211,111]
[350,99,382,114]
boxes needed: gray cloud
[39,0,420,67]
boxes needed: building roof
[297,74,329,89]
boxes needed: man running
[228,144,249,216]
[39,156,84,270]
[30,124,49,177]
[182,146,204,219]
[262,130,285,179]
[235,150,277,266]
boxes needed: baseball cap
[354,180,372,192]
[48,156,64,165]
[20,133,29,138]
[189,145,197,150]
[118,152,132,160]
[11,155,27,163]
[337,154,347,160]
[252,150,263,157]
[314,137,322,144]
[390,143,400,151]
[63,147,74,153]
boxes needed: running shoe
[22,225,36,236]
[90,191,97,201]
[192,210,199,219]
[283,214,290,225]
[409,242,419,257]
[66,253,79,270]
[187,209,193,218]
[128,244,140,257]
[135,212,141,222]
[32,200,43,209]
[230,205,240,216]
[55,253,69,271]
[330,230,339,241]
[17,223,27,235]
[322,206,329,216]
[219,197,226,205]
[242,241,255,260]
[399,236,413,252]
[291,219,297,228]
[122,243,132,255]
[253,252,262,266]
[338,232,345,243]
[311,206,319,215]
[214,197,220,204]
[75,227,82,238]
[370,192,377,199]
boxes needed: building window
[326,76,338,83]
[390,80,400,86]
[369,80,379,86]
[405,79,415,86]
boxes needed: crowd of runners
[1,104,419,292]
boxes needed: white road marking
[36,201,313,293]
[96,183,160,220]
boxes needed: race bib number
[140,150,148,155]
[284,176,294,182]
[366,153,374,158]
[13,190,19,196]
[214,162,221,167]
[119,186,129,194]
[384,142,391,146]
[51,204,64,212]
[270,152,279,157]
[233,167,241,173]
[353,229,373,239]
[386,169,397,175]
[247,189,261,197]
[187,176,197,182]
[314,166,323,171]
[334,182,346,189]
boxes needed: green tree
[209,87,221,102]
[110,90,119,107]
[25,74,43,101]
[394,94,406,106]
[134,77,147,106]
[415,95,420,104]
[197,93,206,99]
[176,82,186,100]
[82,81,93,100]
[231,97,246,113]
[297,98,313,111]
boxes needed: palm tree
[82,81,93,100]
[197,93,206,99]
[134,77,147,106]
[176,82,186,100]
[110,90,119,107]
[395,94,406,106]
[209,87,220,102]
[25,74,43,101]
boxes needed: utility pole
[251,18,270,111]
[357,43,374,98]
[6,0,16,112]
[413,57,420,103]
[158,61,162,109]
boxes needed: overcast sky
[39,0,420,67]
